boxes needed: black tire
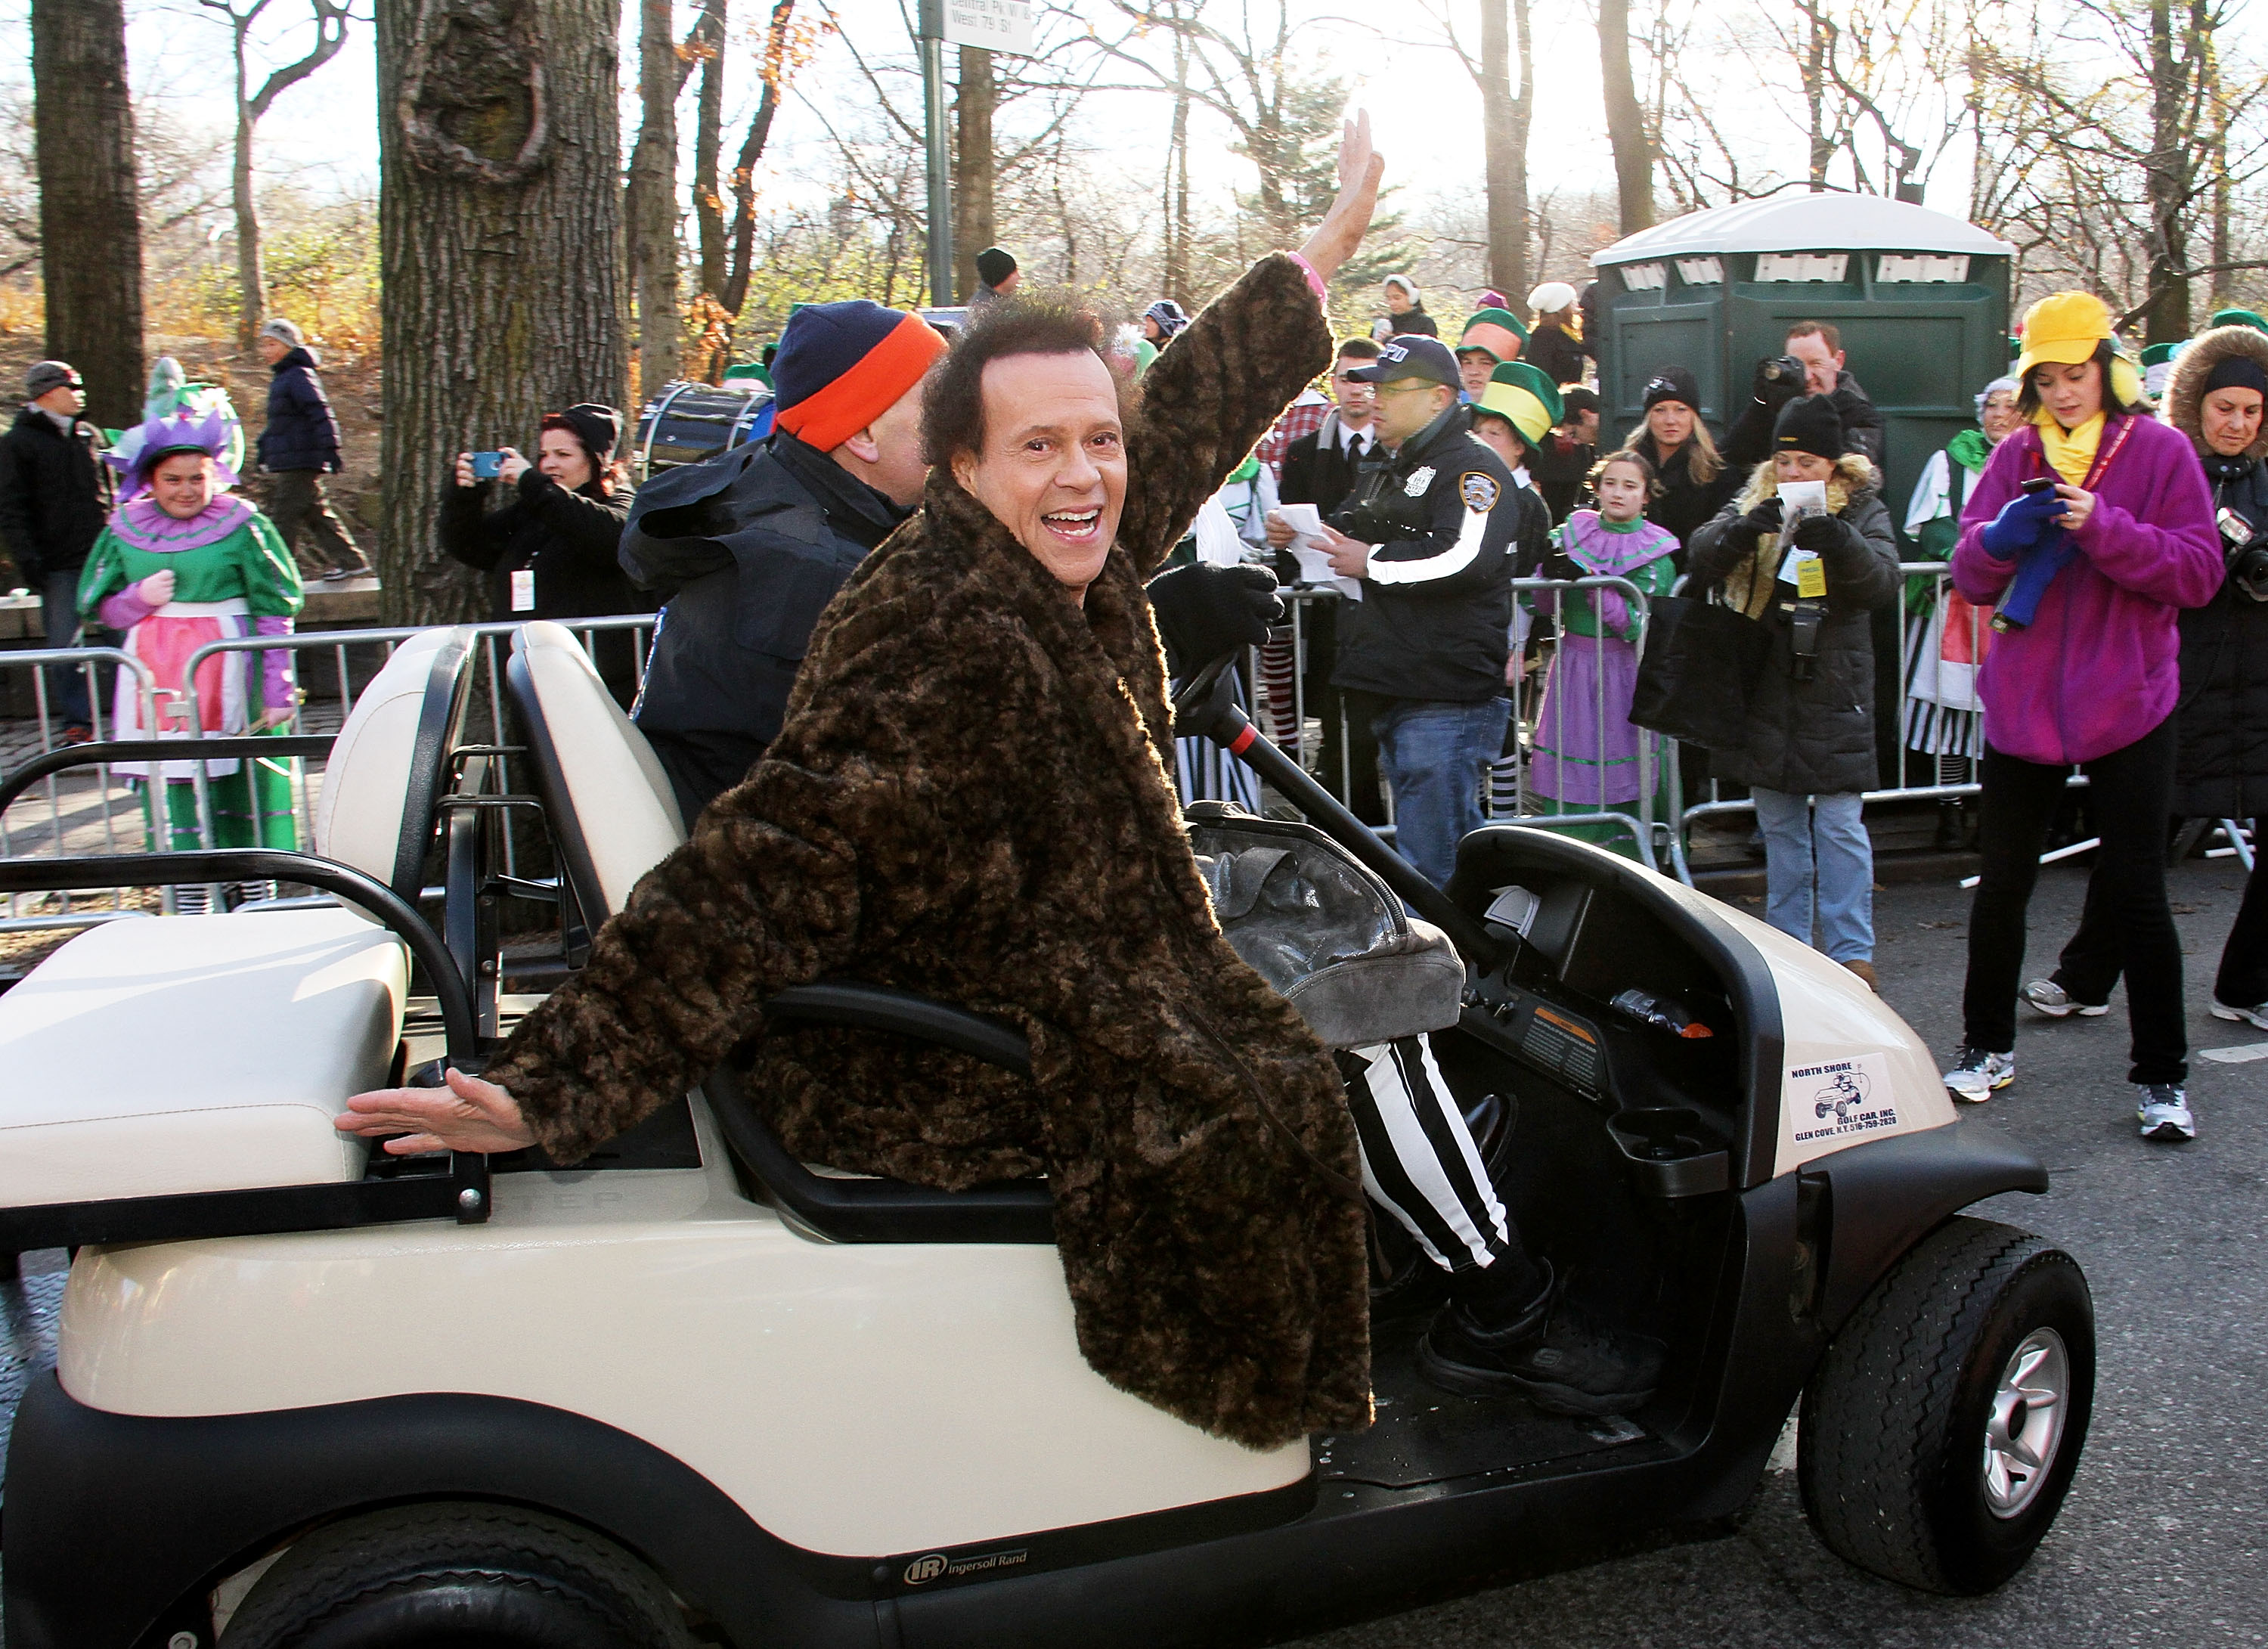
[1799,1215,2093,1595]
[220,1501,696,1649]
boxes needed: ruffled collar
[108,492,255,553]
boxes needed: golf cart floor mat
[1314,1315,1659,1491]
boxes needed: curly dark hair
[922,291,1129,467]
[2015,340,2149,420]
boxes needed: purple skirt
[1529,633,1648,805]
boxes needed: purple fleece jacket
[1954,413,2221,765]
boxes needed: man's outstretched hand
[334,1066,537,1156]
[1297,110,1384,286]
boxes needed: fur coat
[485,254,1373,1450]
[1686,453,1901,795]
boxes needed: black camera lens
[2232,544,2268,603]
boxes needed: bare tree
[377,0,628,622]
[30,0,146,426]
[954,46,997,299]
[626,0,681,389]
[1598,0,1653,232]
[192,0,357,349]
[720,0,821,317]
[1418,0,1533,301]
[690,0,730,302]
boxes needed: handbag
[1628,591,1771,753]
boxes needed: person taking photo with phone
[440,405,650,706]
[1939,293,2221,1142]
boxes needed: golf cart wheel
[1799,1216,2093,1595]
[220,1501,694,1648]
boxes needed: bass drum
[634,381,774,476]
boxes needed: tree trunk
[1800,3,1833,188]
[29,0,144,428]
[720,0,795,318]
[233,98,265,351]
[1163,24,1191,305]
[1597,0,1652,234]
[692,0,727,302]
[2143,0,2190,344]
[627,0,680,393]
[953,47,996,301]
[1478,0,1533,299]
[377,0,628,624]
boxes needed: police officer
[1306,334,1521,886]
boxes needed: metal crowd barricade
[2,617,655,930]
[0,648,175,927]
[1251,577,1665,873]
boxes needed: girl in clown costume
[77,410,304,851]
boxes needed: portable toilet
[1591,194,2015,541]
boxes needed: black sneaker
[1416,1263,1665,1416]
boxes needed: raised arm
[1119,113,1383,574]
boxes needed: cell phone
[2021,476,2056,494]
[471,451,504,480]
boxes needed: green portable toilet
[1591,195,2014,541]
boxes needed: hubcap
[1981,1326,2070,1518]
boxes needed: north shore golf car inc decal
[1784,1050,1904,1155]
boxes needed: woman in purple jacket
[1940,293,2222,1141]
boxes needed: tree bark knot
[398,0,554,185]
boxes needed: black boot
[1416,1260,1665,1416]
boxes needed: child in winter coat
[1687,395,1901,985]
[1522,449,1679,856]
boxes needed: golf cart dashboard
[1448,833,1745,1197]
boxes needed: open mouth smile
[1043,507,1105,544]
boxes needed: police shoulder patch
[1460,470,1501,512]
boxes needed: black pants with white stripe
[1337,1035,1527,1278]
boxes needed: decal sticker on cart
[1786,1051,1900,1145]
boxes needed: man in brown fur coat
[341,118,1657,1446]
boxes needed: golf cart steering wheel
[1170,649,1241,742]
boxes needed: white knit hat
[1529,281,1578,315]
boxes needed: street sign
[931,0,1033,55]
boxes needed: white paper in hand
[1778,479,1830,522]
[1272,503,1362,600]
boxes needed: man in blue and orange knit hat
[622,299,948,819]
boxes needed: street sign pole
[918,0,955,308]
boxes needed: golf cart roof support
[0,848,491,1251]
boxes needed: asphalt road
[2,859,2261,1644]
[1303,855,2268,1649]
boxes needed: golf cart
[0,624,2091,1648]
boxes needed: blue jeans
[1372,697,1510,888]
[39,566,91,727]
[1752,788,1873,962]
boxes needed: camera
[2219,507,2268,603]
[470,450,505,480]
[1759,355,1805,385]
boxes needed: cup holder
[1606,1106,1730,1198]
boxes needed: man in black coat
[255,318,368,581]
[1269,336,1387,822]
[621,300,947,820]
[0,361,111,738]
[1723,320,1885,468]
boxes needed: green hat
[1473,359,1563,445]
[2139,342,2182,367]
[2211,308,2268,335]
[1458,307,1529,362]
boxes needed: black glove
[1542,549,1582,583]
[1751,355,1804,409]
[1145,563,1284,680]
[1790,512,1844,553]
[1727,495,1783,545]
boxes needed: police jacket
[0,405,109,578]
[620,429,909,752]
[1327,404,1519,704]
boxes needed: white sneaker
[2136,1085,2195,1142]
[1942,1045,2015,1102]
[2209,997,2268,1031]
[2022,979,2108,1018]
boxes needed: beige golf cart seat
[0,630,478,1210]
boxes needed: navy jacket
[256,347,344,473]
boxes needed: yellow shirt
[2036,410,2105,487]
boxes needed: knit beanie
[1145,299,1190,339]
[1529,281,1579,315]
[547,403,623,464]
[771,299,949,454]
[1458,307,1529,362]
[975,246,1018,289]
[24,361,79,400]
[2204,353,2268,399]
[1773,393,1845,460]
[1642,366,1701,412]
[260,317,305,349]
